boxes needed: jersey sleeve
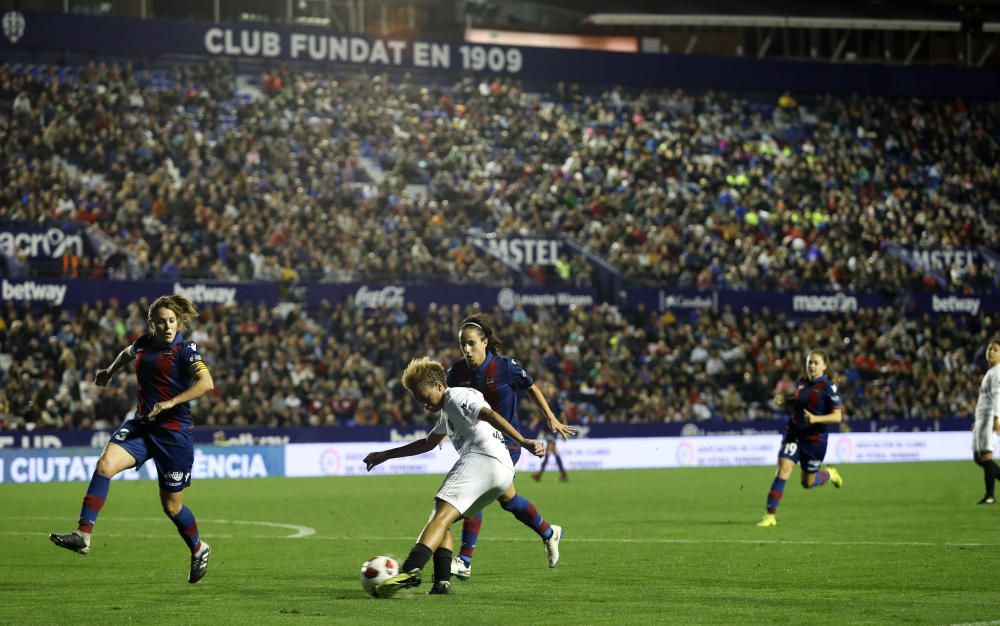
[128,334,151,357]
[507,358,534,391]
[445,365,458,387]
[825,382,843,411]
[180,341,208,376]
[990,369,1000,418]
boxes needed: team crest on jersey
[161,350,174,359]
[485,376,495,385]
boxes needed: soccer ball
[360,555,399,597]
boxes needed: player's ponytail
[148,294,199,330]
[460,313,504,355]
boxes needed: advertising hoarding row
[0,432,971,483]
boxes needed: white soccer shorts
[436,453,514,517]
[972,416,997,454]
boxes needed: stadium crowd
[0,299,995,430]
[2,60,999,292]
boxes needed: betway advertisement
[0,279,279,307]
[0,445,284,484]
[907,293,999,316]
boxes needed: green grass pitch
[0,462,994,625]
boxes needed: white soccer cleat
[188,542,211,584]
[543,525,562,568]
[450,556,471,581]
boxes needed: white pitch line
[291,535,1000,548]
[11,516,315,539]
[7,522,997,548]
[4,531,236,539]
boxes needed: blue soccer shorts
[109,419,194,492]
[778,430,828,474]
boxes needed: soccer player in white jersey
[972,341,1000,505]
[363,357,561,597]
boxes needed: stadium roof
[540,0,1000,21]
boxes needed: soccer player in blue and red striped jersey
[446,314,575,580]
[50,294,215,583]
[757,349,844,527]
[530,378,570,482]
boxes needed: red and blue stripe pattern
[77,474,111,533]
[132,333,203,430]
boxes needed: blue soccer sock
[77,473,111,534]
[766,477,787,514]
[810,470,830,488]
[459,513,483,566]
[501,494,552,539]
[538,454,550,473]
[554,453,566,474]
[169,505,202,553]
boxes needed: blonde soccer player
[363,357,559,597]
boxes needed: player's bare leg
[51,442,136,555]
[376,499,462,598]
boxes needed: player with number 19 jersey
[780,373,842,471]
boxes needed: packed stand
[2,61,999,292]
[0,300,994,431]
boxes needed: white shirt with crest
[432,386,514,471]
[976,364,1000,423]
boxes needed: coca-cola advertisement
[305,283,596,311]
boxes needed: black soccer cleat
[188,542,211,584]
[977,496,996,505]
[426,581,452,595]
[50,532,90,555]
